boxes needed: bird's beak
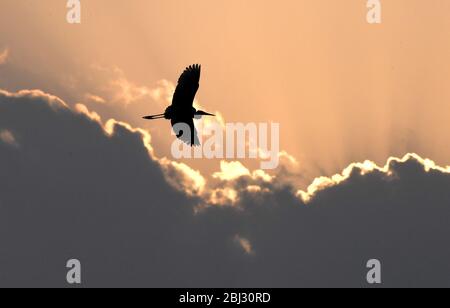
[198,111,215,116]
[143,114,165,120]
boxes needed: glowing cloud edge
[3,89,450,208]
[297,153,450,203]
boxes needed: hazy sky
[1,0,450,183]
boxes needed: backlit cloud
[213,161,251,181]
[159,157,206,196]
[0,129,18,147]
[298,153,450,203]
[235,235,254,255]
[84,93,106,105]
[2,88,450,287]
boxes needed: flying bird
[143,64,215,146]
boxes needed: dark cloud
[0,90,238,287]
[1,89,450,287]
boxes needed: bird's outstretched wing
[172,64,201,107]
[171,118,200,146]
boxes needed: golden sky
[1,0,450,186]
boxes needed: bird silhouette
[143,64,215,146]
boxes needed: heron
[143,64,215,146]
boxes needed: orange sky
[1,0,450,186]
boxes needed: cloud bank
[1,89,450,287]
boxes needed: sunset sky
[1,1,450,287]
[1,0,450,183]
